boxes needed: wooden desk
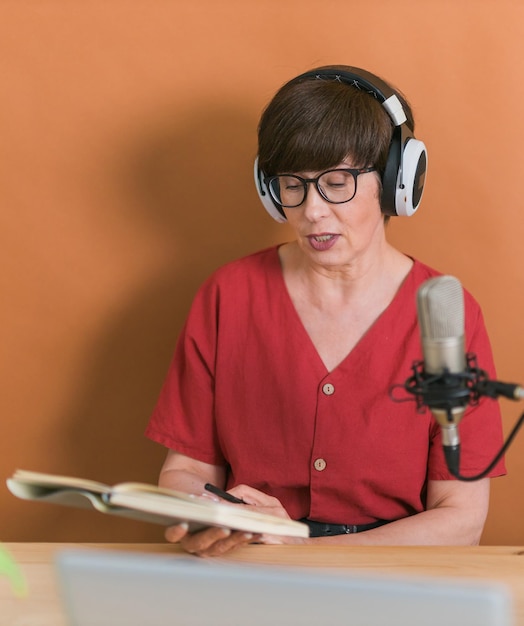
[3,543,524,625]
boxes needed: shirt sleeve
[145,276,226,466]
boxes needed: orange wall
[1,1,523,544]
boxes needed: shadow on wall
[9,105,279,541]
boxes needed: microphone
[416,275,468,475]
[393,274,524,480]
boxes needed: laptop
[55,548,513,626]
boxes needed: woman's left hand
[227,485,307,546]
[178,484,305,556]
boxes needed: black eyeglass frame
[264,166,377,208]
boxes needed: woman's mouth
[307,234,339,251]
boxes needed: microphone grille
[417,275,464,340]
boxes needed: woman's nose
[302,184,330,221]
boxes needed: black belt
[299,518,390,538]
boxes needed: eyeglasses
[264,167,377,208]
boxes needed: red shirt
[146,247,506,525]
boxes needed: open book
[6,469,309,538]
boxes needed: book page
[108,490,309,538]
[110,482,202,503]
[10,469,110,493]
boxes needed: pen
[204,483,246,504]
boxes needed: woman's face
[282,162,386,272]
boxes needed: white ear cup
[395,138,428,217]
[254,158,287,223]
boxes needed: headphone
[254,66,428,222]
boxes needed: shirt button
[314,458,327,471]
[322,383,335,395]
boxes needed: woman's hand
[183,528,261,557]
[229,485,307,546]
[229,484,290,516]
[164,484,304,556]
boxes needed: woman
[145,65,506,556]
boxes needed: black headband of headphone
[255,66,427,220]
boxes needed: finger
[229,485,281,507]
[180,526,232,555]
[184,530,259,557]
[164,522,189,544]
[198,532,259,557]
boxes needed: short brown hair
[257,65,413,181]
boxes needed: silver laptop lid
[55,549,513,626]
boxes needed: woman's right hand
[165,523,259,557]
[159,452,262,556]
[164,522,190,544]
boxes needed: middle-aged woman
[145,65,506,557]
